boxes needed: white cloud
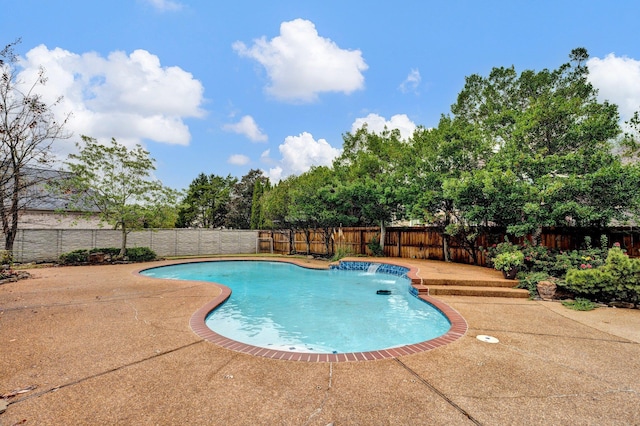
[16,45,205,156]
[233,19,368,103]
[351,113,417,140]
[228,154,250,166]
[145,0,183,12]
[260,149,275,164]
[264,132,341,182]
[222,115,268,142]
[266,166,283,183]
[588,54,640,121]
[399,68,421,93]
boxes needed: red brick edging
[146,257,468,362]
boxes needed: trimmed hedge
[59,247,157,264]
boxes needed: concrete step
[422,278,517,288]
[426,285,530,298]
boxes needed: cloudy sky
[4,0,640,189]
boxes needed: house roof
[2,166,99,213]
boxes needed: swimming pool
[141,260,457,357]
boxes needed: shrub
[519,242,553,272]
[367,236,384,257]
[0,250,12,267]
[482,238,519,266]
[563,247,640,304]
[493,251,524,273]
[331,247,353,262]
[59,247,157,264]
[126,247,157,262]
[90,247,120,257]
[59,249,90,264]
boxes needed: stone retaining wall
[10,228,259,262]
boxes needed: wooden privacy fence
[258,226,640,267]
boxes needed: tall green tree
[443,48,636,241]
[333,127,409,251]
[261,176,293,230]
[249,178,270,229]
[286,166,357,254]
[176,173,235,228]
[225,169,269,229]
[63,136,179,257]
[406,119,490,261]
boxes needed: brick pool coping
[140,257,468,362]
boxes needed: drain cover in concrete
[476,335,499,343]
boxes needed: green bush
[564,247,640,304]
[0,249,12,266]
[493,251,524,273]
[331,247,353,262]
[367,236,384,257]
[502,235,610,278]
[90,247,121,257]
[126,247,157,262]
[59,249,90,264]
[483,237,519,268]
[59,247,157,264]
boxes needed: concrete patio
[1,257,639,425]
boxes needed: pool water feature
[142,260,452,355]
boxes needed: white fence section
[11,228,259,262]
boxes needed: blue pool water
[141,261,451,354]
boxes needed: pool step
[412,280,529,299]
[425,285,530,298]
[421,278,517,288]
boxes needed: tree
[333,127,409,251]
[261,176,294,230]
[0,39,70,253]
[285,166,355,254]
[261,176,296,253]
[63,136,179,257]
[406,119,490,261]
[249,177,270,229]
[176,173,235,228]
[225,169,269,229]
[622,110,640,162]
[442,48,637,242]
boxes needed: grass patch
[562,298,598,311]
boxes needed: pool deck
[2,256,640,424]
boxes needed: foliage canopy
[63,136,179,257]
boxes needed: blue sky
[4,0,640,190]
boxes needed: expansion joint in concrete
[5,340,205,409]
[393,358,482,425]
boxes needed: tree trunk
[443,210,451,262]
[380,220,386,252]
[531,226,542,246]
[305,228,311,254]
[119,224,127,258]
[288,228,294,254]
[4,229,15,253]
[2,172,21,254]
[443,235,450,262]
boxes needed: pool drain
[476,335,499,343]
